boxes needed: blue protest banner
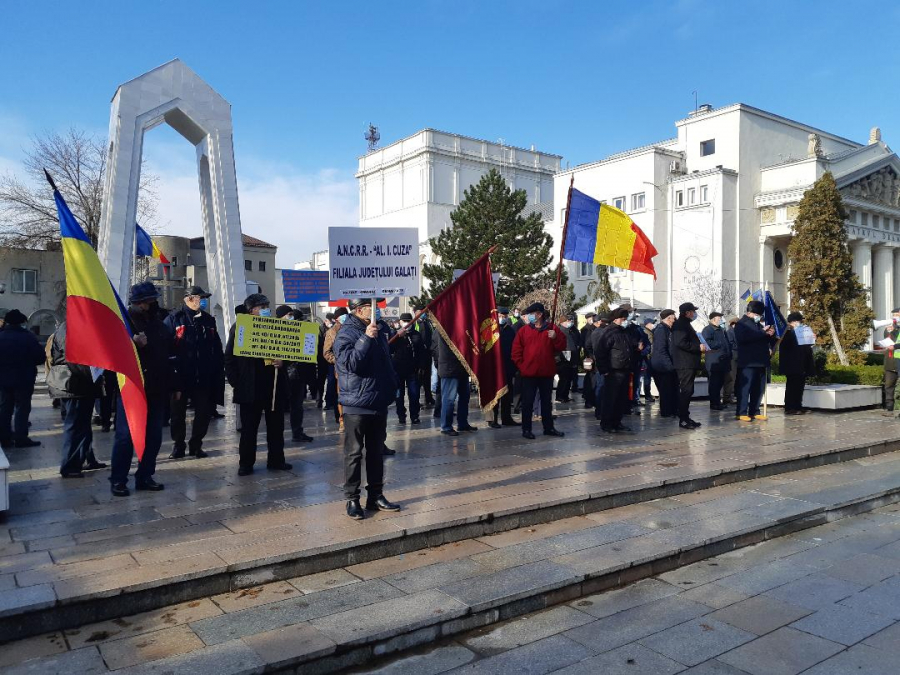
[282,270,330,303]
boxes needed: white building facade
[554,103,897,322]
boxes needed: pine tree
[574,265,617,311]
[417,169,564,307]
[787,172,874,352]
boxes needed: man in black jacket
[779,311,815,415]
[0,309,45,450]
[651,309,678,418]
[276,305,315,443]
[490,307,519,428]
[672,302,706,429]
[555,313,580,403]
[334,298,401,520]
[391,312,425,425]
[701,312,732,411]
[595,308,634,433]
[434,328,477,436]
[580,312,596,408]
[165,286,224,459]
[589,313,610,420]
[110,283,179,496]
[224,293,292,476]
[416,311,436,407]
[735,300,777,421]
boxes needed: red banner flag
[428,250,507,412]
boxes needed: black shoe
[679,420,697,430]
[61,471,84,478]
[111,482,130,497]
[316,399,323,409]
[365,495,401,512]
[267,462,293,471]
[135,479,164,491]
[211,410,225,419]
[238,466,254,476]
[397,418,407,426]
[600,426,617,434]
[487,421,502,429]
[189,448,209,458]
[383,446,396,456]
[14,438,40,448]
[688,418,702,428]
[169,447,186,459]
[555,398,572,404]
[292,433,314,443]
[441,429,459,437]
[101,425,111,433]
[501,419,521,427]
[458,425,478,432]
[411,417,420,424]
[522,431,536,440]
[84,461,107,470]
[92,415,103,425]
[710,404,726,411]
[613,425,632,433]
[544,429,565,437]
[346,499,365,520]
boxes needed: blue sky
[2,0,899,265]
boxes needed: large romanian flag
[563,188,658,278]
[52,178,148,458]
[135,223,170,264]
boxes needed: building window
[700,139,716,156]
[675,190,684,207]
[170,256,177,267]
[862,213,869,227]
[244,260,252,271]
[688,188,696,205]
[11,269,37,294]
[774,249,785,271]
[849,210,857,224]
[613,196,626,210]
[700,185,709,203]
[258,261,266,272]
[579,262,593,278]
[895,219,900,233]
[873,215,880,229]
[631,192,645,211]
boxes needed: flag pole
[550,175,575,326]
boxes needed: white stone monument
[98,59,247,331]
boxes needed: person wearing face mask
[723,316,740,405]
[555,313,580,404]
[701,311,732,411]
[588,312,610,419]
[779,311,815,415]
[414,310,436,408]
[165,286,224,460]
[224,294,292,476]
[275,305,315,443]
[390,313,425,425]
[489,307,519,428]
[734,299,777,422]
[580,312,597,409]
[651,309,678,418]
[323,306,349,430]
[672,302,707,430]
[594,307,634,433]
[109,283,180,496]
[0,309,46,450]
[334,298,401,520]
[511,302,566,440]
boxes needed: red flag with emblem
[428,250,507,412]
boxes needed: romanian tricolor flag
[562,188,658,278]
[50,173,148,458]
[135,224,170,264]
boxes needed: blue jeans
[396,375,421,421]
[61,398,94,474]
[737,367,766,417]
[0,384,34,445]
[110,392,166,485]
[440,376,469,431]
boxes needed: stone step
[3,453,900,673]
[2,416,899,644]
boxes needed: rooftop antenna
[364,123,380,152]
[692,90,698,114]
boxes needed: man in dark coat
[224,293,292,476]
[580,312,597,408]
[723,316,740,405]
[415,312,436,408]
[651,309,678,418]
[0,309,45,449]
[594,308,634,433]
[490,307,519,428]
[734,299,777,421]
[110,283,179,496]
[555,313,580,403]
[701,311,733,411]
[391,312,425,425]
[165,286,224,459]
[589,313,610,420]
[672,302,706,429]
[779,311,815,415]
[334,298,401,520]
[881,309,900,416]
[433,327,477,436]
[276,305,315,443]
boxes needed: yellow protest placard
[233,314,319,363]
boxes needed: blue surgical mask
[258,308,272,318]
[752,315,761,324]
[499,317,508,325]
[338,314,348,325]
[374,307,382,321]
[526,314,537,325]
[199,299,208,311]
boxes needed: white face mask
[399,321,409,329]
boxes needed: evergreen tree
[787,172,874,351]
[574,265,617,311]
[417,169,565,307]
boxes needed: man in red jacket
[512,302,566,440]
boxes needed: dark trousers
[556,364,575,401]
[325,366,337,409]
[708,368,725,407]
[600,370,629,428]
[653,371,678,417]
[737,367,766,417]
[593,372,606,418]
[170,386,214,452]
[96,370,118,427]
[315,363,327,403]
[631,365,643,403]
[583,370,595,407]
[396,375,421,421]
[289,381,307,437]
[239,402,285,469]
[641,364,653,398]
[440,376,469,431]
[493,380,515,423]
[521,376,553,434]
[785,374,806,411]
[61,397,94,474]
[343,413,386,499]
[676,369,696,421]
[723,359,737,403]
[419,365,435,405]
[884,369,898,410]
[0,384,34,445]
[110,392,165,485]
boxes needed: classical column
[873,245,894,321]
[851,240,873,307]
[759,236,774,290]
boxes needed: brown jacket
[323,322,342,364]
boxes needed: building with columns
[552,103,896,323]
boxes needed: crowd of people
[0,283,821,519]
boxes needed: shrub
[826,350,868,366]
[825,365,883,386]
[866,351,885,367]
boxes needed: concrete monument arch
[98,59,247,331]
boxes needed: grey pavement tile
[677,583,750,610]
[191,578,404,645]
[0,583,56,618]
[439,560,578,612]
[445,634,592,675]
[707,595,811,636]
[680,661,751,675]
[638,617,755,667]
[1,646,107,675]
[717,626,845,675]
[763,572,865,611]
[821,553,900,586]
[383,558,491,594]
[790,603,894,646]
[462,605,593,655]
[801,644,897,675]
[114,639,264,675]
[287,568,360,594]
[568,578,682,619]
[242,622,337,668]
[550,643,686,675]
[564,596,710,654]
[839,577,900,619]
[782,539,880,569]
[363,644,477,675]
[863,621,900,655]
[715,559,816,595]
[658,558,748,589]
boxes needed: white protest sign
[328,227,419,298]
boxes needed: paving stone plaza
[3,386,900,673]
